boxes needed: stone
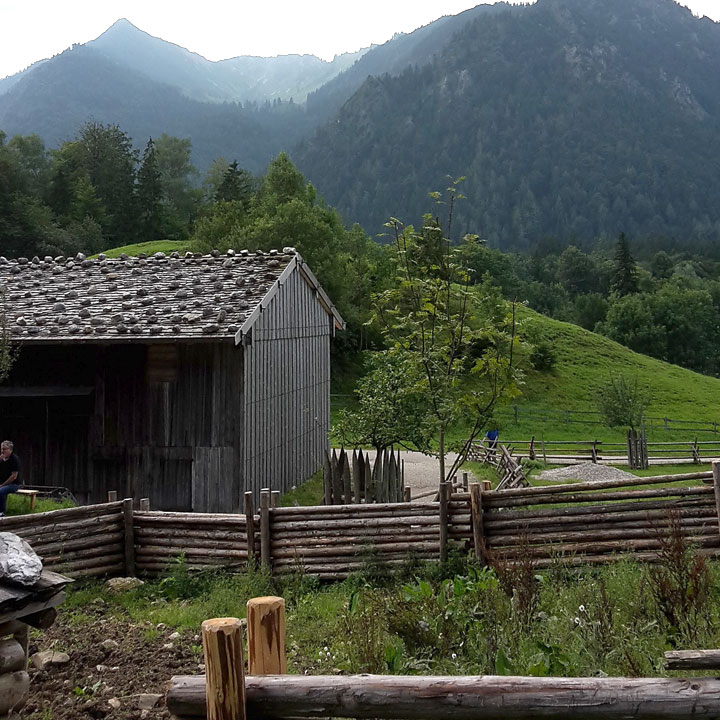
[0,532,43,585]
[31,650,70,671]
[168,632,181,641]
[108,698,121,710]
[104,577,144,593]
[101,639,119,651]
[136,692,162,708]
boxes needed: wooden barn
[0,248,344,512]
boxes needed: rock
[137,694,162,710]
[104,577,144,593]
[0,533,43,585]
[108,698,121,710]
[168,631,181,640]
[31,650,70,671]
[162,643,174,650]
[101,639,119,651]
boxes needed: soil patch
[22,605,200,720]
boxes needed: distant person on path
[0,440,21,517]
[485,425,499,457]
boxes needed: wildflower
[579,605,586,613]
[574,617,581,625]
[451,653,457,660]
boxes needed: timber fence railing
[474,438,720,465]
[3,466,720,579]
[495,405,720,434]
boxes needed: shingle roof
[0,248,298,344]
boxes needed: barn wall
[0,342,245,512]
[243,269,332,500]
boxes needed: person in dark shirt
[485,425,499,458]
[0,440,21,517]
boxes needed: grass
[63,547,720,679]
[4,493,75,516]
[92,240,192,259]
[281,471,324,506]
[333,306,720,448]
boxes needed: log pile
[0,502,125,578]
[0,568,71,717]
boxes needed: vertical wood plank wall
[243,270,331,501]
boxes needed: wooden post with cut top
[122,497,135,577]
[439,481,450,563]
[470,482,487,566]
[244,491,256,565]
[260,490,271,569]
[712,461,720,538]
[201,617,246,720]
[246,596,286,675]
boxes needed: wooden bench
[16,489,39,511]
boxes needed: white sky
[1,0,719,80]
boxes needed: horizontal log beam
[167,673,720,719]
[0,502,122,529]
[270,502,438,518]
[665,650,720,670]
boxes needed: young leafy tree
[597,375,650,433]
[335,352,432,454]
[371,180,522,483]
[611,232,639,296]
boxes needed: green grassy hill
[508,307,720,440]
[93,240,192,258]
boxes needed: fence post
[712,461,720,539]
[107,490,118,503]
[439,481,450,563]
[323,451,332,505]
[244,491,256,566]
[201,617,246,720]
[513,405,519,423]
[260,490,271,570]
[469,482,486,566]
[403,486,412,502]
[139,497,150,511]
[462,472,469,492]
[246,596,286,675]
[122,498,135,577]
[271,490,280,508]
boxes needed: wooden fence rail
[2,466,720,579]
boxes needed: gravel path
[363,450,479,500]
[537,462,636,483]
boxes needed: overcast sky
[1,0,718,80]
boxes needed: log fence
[323,448,405,505]
[2,465,720,579]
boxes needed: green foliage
[529,340,557,372]
[368,182,523,481]
[611,233,640,296]
[597,375,650,432]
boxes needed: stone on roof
[0,249,297,343]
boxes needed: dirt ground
[22,605,200,720]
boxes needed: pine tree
[611,232,639,296]
[215,161,253,207]
[137,138,165,242]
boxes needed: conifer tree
[137,138,165,241]
[611,232,639,296]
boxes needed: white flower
[579,605,586,613]
[574,617,581,625]
[451,653,457,660]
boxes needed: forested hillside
[296,0,720,247]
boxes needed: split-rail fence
[2,466,720,580]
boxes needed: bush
[529,341,557,371]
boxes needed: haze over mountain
[1,0,720,247]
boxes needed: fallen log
[167,673,720,719]
[665,650,720,670]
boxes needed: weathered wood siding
[0,342,245,512]
[243,269,331,500]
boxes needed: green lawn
[92,240,192,258]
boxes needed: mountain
[0,45,311,173]
[87,19,364,104]
[295,0,720,247]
